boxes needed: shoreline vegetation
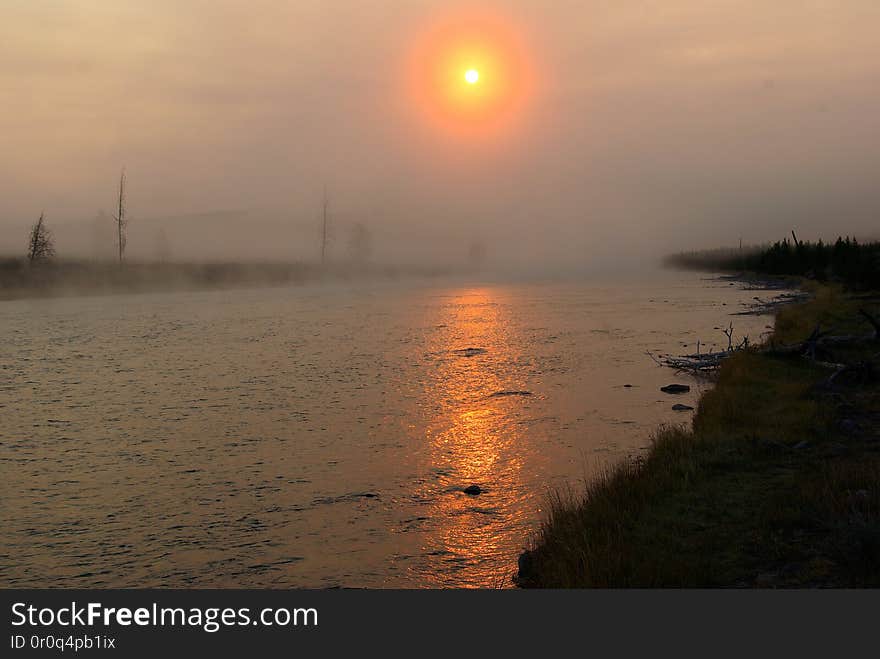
[665,234,880,290]
[519,238,880,588]
[0,257,456,301]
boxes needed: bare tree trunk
[115,169,127,266]
[321,187,329,265]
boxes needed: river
[0,270,779,587]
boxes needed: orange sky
[1,1,879,268]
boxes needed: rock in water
[672,404,694,411]
[488,390,533,398]
[454,347,488,358]
[463,485,482,496]
[517,550,536,585]
[661,384,691,394]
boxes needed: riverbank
[0,258,453,301]
[518,282,880,587]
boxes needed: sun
[406,10,535,135]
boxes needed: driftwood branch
[651,308,878,375]
[764,312,879,360]
[816,360,877,390]
[648,323,749,375]
[723,322,734,351]
[734,291,811,316]
[859,308,880,340]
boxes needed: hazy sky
[2,1,879,268]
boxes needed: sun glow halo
[407,12,534,135]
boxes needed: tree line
[667,233,880,289]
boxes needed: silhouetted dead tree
[722,322,735,351]
[468,240,487,269]
[347,221,372,264]
[114,169,127,265]
[320,187,329,265]
[27,212,55,264]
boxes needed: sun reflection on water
[415,288,532,587]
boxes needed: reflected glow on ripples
[416,288,529,587]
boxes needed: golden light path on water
[416,289,528,586]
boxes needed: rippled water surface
[1,271,779,587]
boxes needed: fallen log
[859,307,880,339]
[763,312,879,358]
[734,291,812,316]
[648,350,735,375]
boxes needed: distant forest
[666,235,880,290]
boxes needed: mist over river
[1,271,781,587]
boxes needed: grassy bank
[519,284,880,587]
